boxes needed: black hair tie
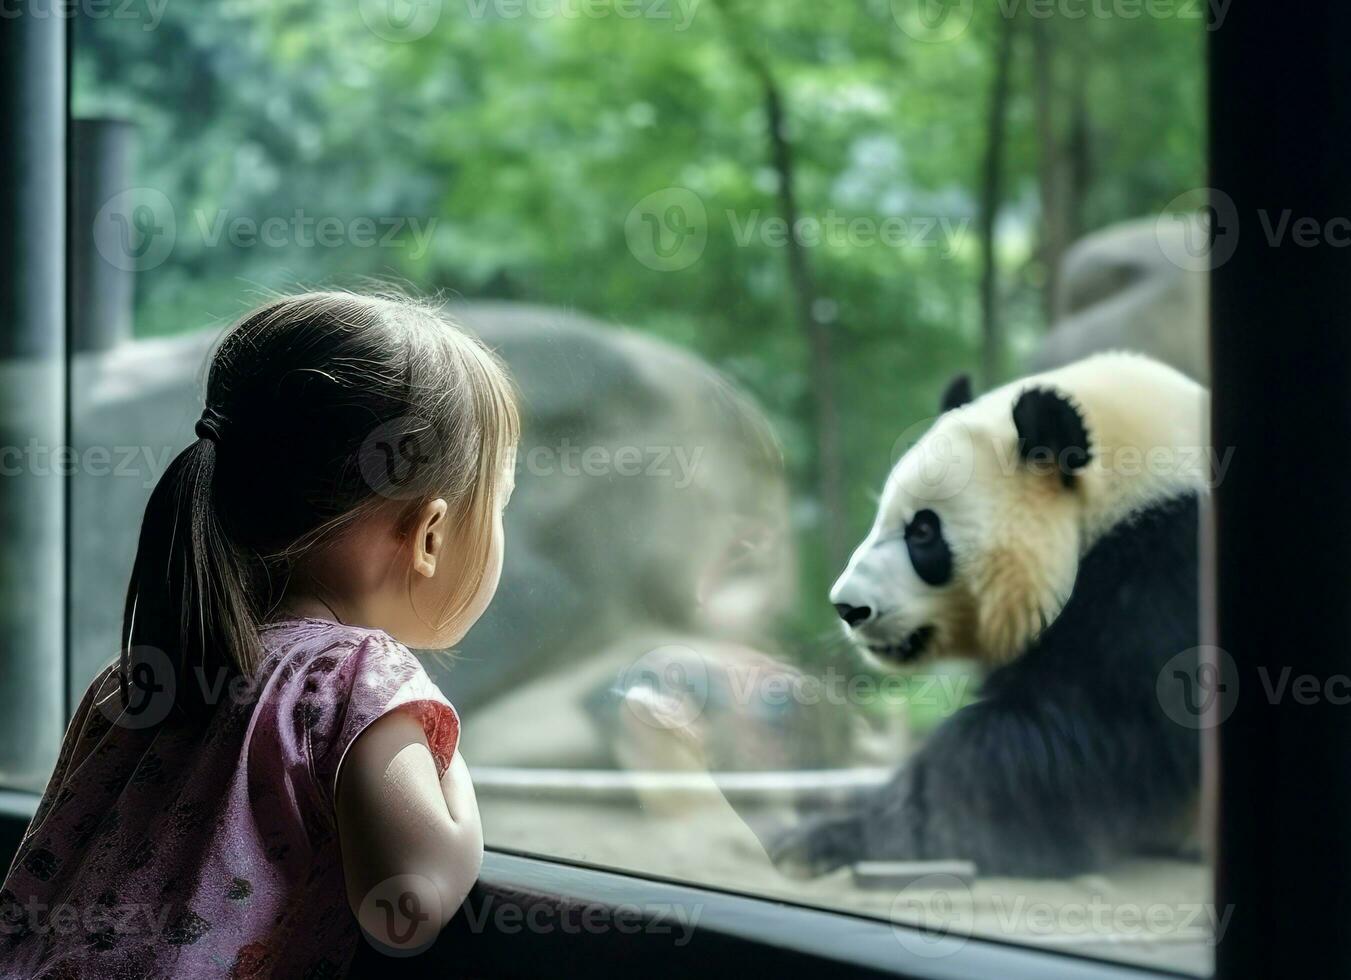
[195,407,229,444]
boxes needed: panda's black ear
[1012,387,1091,484]
[939,374,973,413]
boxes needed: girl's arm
[437,747,481,836]
[335,710,484,953]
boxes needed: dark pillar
[1212,3,1351,977]
[0,7,68,787]
[70,118,136,353]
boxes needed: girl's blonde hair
[122,290,519,705]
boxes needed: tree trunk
[763,82,847,568]
[1066,58,1092,249]
[978,15,1018,390]
[1032,16,1069,326]
[709,0,847,566]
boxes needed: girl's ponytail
[117,290,519,722]
[120,419,259,718]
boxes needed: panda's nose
[833,602,874,627]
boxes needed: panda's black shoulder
[987,491,1202,702]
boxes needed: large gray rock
[1033,216,1208,382]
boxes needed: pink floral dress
[0,618,460,979]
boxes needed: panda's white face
[831,417,964,663]
[832,383,1088,667]
[833,354,1211,668]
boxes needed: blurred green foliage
[74,0,1203,655]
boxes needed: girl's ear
[410,498,450,579]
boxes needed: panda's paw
[769,814,861,880]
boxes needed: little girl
[0,291,518,978]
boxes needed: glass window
[71,0,1209,972]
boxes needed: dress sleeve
[294,631,460,810]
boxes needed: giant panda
[776,352,1209,878]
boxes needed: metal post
[69,118,136,353]
[0,6,68,788]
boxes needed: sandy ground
[480,789,1214,976]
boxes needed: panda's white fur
[832,351,1209,665]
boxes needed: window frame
[1209,4,1351,979]
[358,849,1194,979]
[0,0,70,794]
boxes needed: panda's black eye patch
[905,509,952,586]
